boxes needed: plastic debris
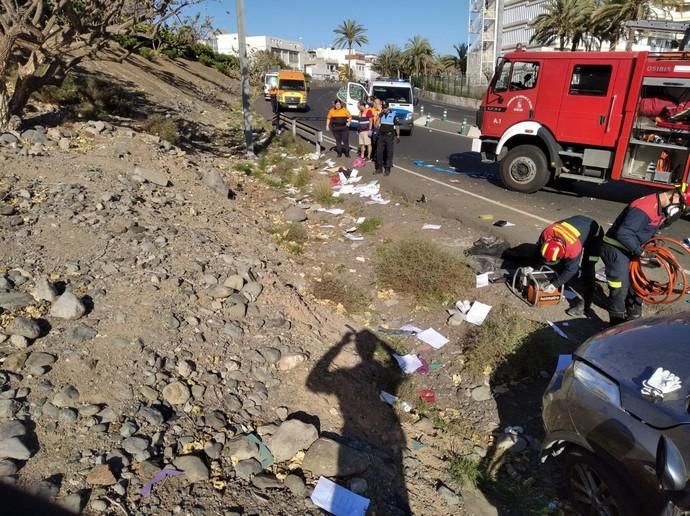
[417,356,430,375]
[311,476,370,516]
[479,214,494,221]
[417,389,437,404]
[244,434,274,468]
[411,439,425,450]
[140,466,184,497]
[422,224,441,230]
[393,354,423,374]
[344,232,364,241]
[493,220,515,227]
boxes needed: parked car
[542,313,690,515]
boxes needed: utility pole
[235,0,254,156]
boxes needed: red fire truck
[473,51,690,193]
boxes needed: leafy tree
[531,0,592,50]
[373,44,403,78]
[333,19,368,77]
[403,35,434,78]
[592,0,682,50]
[441,43,468,74]
[0,0,204,127]
[249,50,286,82]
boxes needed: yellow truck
[276,70,308,111]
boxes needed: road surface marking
[300,125,551,225]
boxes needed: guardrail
[272,112,328,156]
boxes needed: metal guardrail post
[291,119,297,137]
[316,131,322,157]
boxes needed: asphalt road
[256,87,690,248]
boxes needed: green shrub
[143,114,179,143]
[138,47,157,61]
[357,217,382,234]
[375,238,473,304]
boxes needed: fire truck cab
[474,51,690,193]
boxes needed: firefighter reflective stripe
[554,222,581,244]
[608,279,622,288]
[588,256,599,262]
[542,243,560,262]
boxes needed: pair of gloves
[642,367,682,399]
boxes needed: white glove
[523,266,534,275]
[642,367,682,398]
[543,283,558,294]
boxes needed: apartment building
[208,33,305,70]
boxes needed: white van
[263,72,279,100]
[342,79,417,135]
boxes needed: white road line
[392,163,553,224]
[307,125,551,224]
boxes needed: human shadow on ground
[477,317,607,515]
[306,329,412,515]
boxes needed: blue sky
[188,0,469,55]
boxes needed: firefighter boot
[626,301,642,321]
[566,298,585,317]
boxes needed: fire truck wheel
[500,145,550,193]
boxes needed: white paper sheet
[318,208,345,215]
[344,233,364,241]
[422,224,442,230]
[475,273,490,288]
[399,324,423,334]
[356,217,366,224]
[325,159,336,167]
[417,328,449,349]
[320,225,336,228]
[465,302,492,326]
[393,354,423,373]
[311,477,370,516]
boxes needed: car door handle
[599,115,606,125]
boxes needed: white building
[467,0,690,87]
[208,33,305,69]
[304,48,376,82]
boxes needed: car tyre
[565,448,640,516]
[499,144,550,193]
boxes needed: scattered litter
[377,325,420,336]
[479,214,494,221]
[416,328,449,349]
[451,373,462,386]
[307,152,320,160]
[280,153,287,158]
[318,208,345,215]
[417,356,430,375]
[422,224,442,230]
[325,159,336,167]
[547,320,570,340]
[320,224,336,229]
[393,354,423,374]
[555,354,573,372]
[411,439,425,450]
[417,389,437,404]
[465,301,492,326]
[400,324,423,334]
[352,156,367,168]
[140,466,184,497]
[244,434,274,468]
[642,368,682,399]
[493,220,515,227]
[311,476,370,516]
[475,273,490,288]
[456,300,472,313]
[356,217,366,224]
[416,194,427,203]
[344,232,364,241]
[379,391,412,412]
[429,361,443,371]
[355,256,366,263]
[345,226,358,233]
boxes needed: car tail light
[573,361,621,408]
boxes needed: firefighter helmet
[540,236,567,265]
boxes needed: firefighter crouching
[602,189,687,325]
[538,215,603,317]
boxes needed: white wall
[209,33,305,69]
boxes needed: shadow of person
[306,329,411,515]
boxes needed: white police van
[343,79,418,135]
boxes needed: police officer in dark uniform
[601,188,687,325]
[537,215,603,317]
[375,101,400,176]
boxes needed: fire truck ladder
[624,20,690,51]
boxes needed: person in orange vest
[537,215,603,316]
[326,99,352,158]
[270,85,279,114]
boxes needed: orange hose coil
[629,237,689,305]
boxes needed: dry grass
[312,181,335,206]
[375,238,473,304]
[143,114,179,143]
[269,223,308,254]
[463,305,562,382]
[357,217,382,234]
[312,276,370,313]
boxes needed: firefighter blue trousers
[601,243,642,322]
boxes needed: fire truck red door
[483,60,540,137]
[557,61,622,146]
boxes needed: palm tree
[373,44,403,78]
[440,42,469,75]
[531,0,591,51]
[403,35,434,79]
[592,0,683,50]
[333,19,369,78]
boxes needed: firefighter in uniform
[601,188,687,325]
[375,101,400,176]
[538,215,603,316]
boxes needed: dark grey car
[542,313,690,515]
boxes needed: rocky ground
[0,50,650,516]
